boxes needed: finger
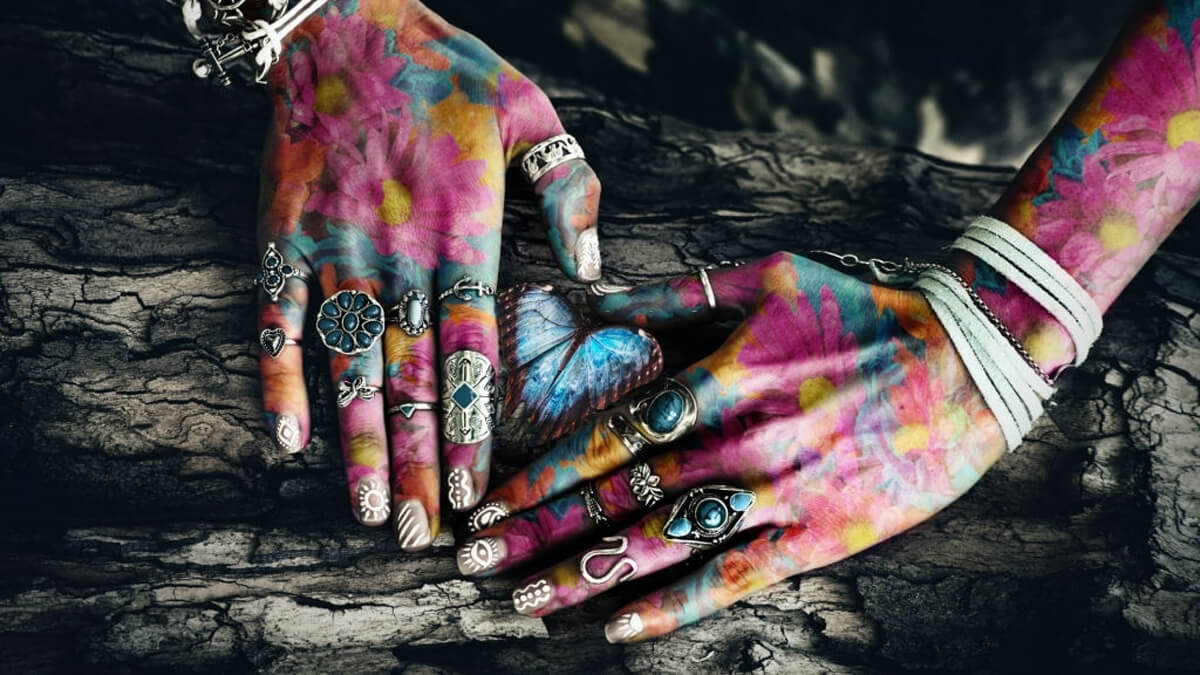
[496,484,764,618]
[257,240,312,454]
[436,269,500,512]
[535,160,602,282]
[383,318,440,551]
[463,447,712,576]
[476,364,725,516]
[602,524,806,644]
[496,68,602,282]
[320,285,390,527]
[588,251,809,329]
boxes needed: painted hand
[255,0,603,549]
[459,251,1007,642]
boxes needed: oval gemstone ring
[316,290,386,356]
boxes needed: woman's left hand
[458,251,1007,642]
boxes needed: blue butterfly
[499,284,663,446]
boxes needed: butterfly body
[499,284,663,446]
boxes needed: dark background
[5,1,1200,674]
[436,0,1132,165]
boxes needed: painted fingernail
[274,413,303,454]
[394,498,432,551]
[604,612,644,644]
[512,578,553,615]
[447,467,475,511]
[468,500,510,533]
[574,228,601,281]
[587,281,634,296]
[355,475,390,525]
[456,536,506,575]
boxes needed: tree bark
[1,2,1198,673]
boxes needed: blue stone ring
[315,290,386,356]
[609,378,699,453]
[441,350,496,444]
[663,485,756,549]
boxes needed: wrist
[949,250,1077,377]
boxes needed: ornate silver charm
[469,501,511,533]
[437,277,496,304]
[520,134,586,184]
[441,351,495,444]
[183,0,323,85]
[316,290,386,356]
[390,289,431,336]
[580,536,638,585]
[336,376,380,408]
[255,242,305,303]
[629,463,664,507]
[662,485,755,549]
[580,483,610,527]
[258,327,297,358]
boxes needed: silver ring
[520,133,586,184]
[389,289,431,336]
[441,350,495,444]
[315,290,385,356]
[386,401,437,419]
[629,463,664,508]
[608,379,699,455]
[580,535,638,585]
[336,376,380,408]
[438,277,496,304]
[259,327,299,358]
[581,482,610,527]
[697,267,717,310]
[662,485,755,549]
[256,242,307,303]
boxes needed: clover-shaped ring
[316,290,385,356]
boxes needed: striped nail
[394,498,431,551]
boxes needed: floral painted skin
[458,0,1199,643]
[257,0,603,548]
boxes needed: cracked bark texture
[2,2,1199,673]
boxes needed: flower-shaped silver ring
[316,290,385,356]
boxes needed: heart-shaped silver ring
[259,327,299,358]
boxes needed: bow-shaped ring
[337,376,379,408]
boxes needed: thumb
[533,159,602,282]
[495,67,603,282]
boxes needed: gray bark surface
[1,2,1199,673]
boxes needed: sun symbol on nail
[356,477,389,522]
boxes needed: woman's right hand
[256,0,603,549]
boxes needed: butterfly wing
[499,284,664,446]
[499,284,582,429]
[527,326,663,445]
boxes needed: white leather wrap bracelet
[913,216,1103,451]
